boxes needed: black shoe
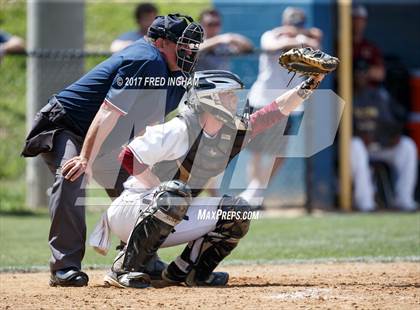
[50,268,89,287]
[104,271,150,289]
[185,269,229,287]
[162,264,229,287]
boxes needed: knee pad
[153,193,189,226]
[149,180,193,226]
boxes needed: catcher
[90,48,338,288]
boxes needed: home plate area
[1,263,418,309]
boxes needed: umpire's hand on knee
[62,156,92,182]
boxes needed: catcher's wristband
[295,77,320,100]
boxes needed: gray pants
[42,130,128,272]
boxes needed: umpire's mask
[148,13,204,74]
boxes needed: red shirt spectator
[352,5,385,84]
[353,38,384,69]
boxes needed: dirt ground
[1,262,419,309]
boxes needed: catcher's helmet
[186,70,250,130]
[148,14,204,74]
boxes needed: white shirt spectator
[249,30,303,109]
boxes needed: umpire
[22,14,203,287]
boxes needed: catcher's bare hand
[62,156,91,182]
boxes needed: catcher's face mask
[186,70,251,130]
[176,22,204,74]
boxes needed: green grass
[0,212,418,270]
[0,2,27,186]
[0,1,209,211]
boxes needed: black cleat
[49,268,89,287]
[162,264,229,287]
[103,271,150,289]
[185,269,229,287]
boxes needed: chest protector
[152,108,248,196]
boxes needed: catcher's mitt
[279,47,339,76]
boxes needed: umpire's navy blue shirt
[56,38,186,135]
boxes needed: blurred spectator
[0,30,25,62]
[240,7,322,205]
[249,7,322,106]
[352,5,385,84]
[195,9,253,71]
[110,2,158,53]
[351,60,418,212]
